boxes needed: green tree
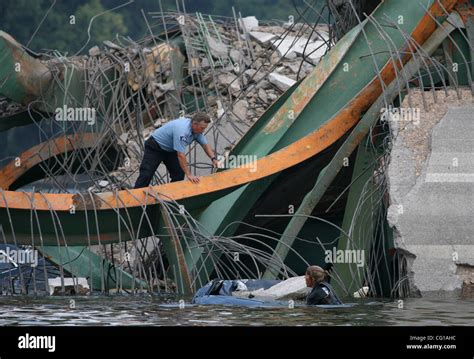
[0,0,127,54]
[1,0,325,54]
[74,0,127,53]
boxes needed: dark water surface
[0,294,472,326]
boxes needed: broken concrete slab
[239,16,259,31]
[388,105,474,293]
[229,49,242,64]
[103,40,123,51]
[88,46,101,57]
[258,88,268,103]
[294,40,327,62]
[243,68,265,84]
[272,36,300,58]
[206,35,228,58]
[249,31,278,46]
[232,99,248,120]
[157,81,176,92]
[217,73,241,94]
[268,72,296,91]
[271,36,327,61]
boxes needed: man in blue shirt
[134,112,218,188]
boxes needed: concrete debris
[201,57,210,68]
[206,35,228,58]
[217,73,241,95]
[232,100,248,120]
[268,92,278,101]
[103,40,123,51]
[258,88,268,103]
[98,180,109,188]
[156,81,176,92]
[118,133,129,144]
[48,277,90,296]
[71,15,324,188]
[239,16,259,31]
[88,46,101,57]
[388,92,474,294]
[249,31,278,46]
[243,68,264,84]
[229,48,242,64]
[272,36,326,62]
[269,72,296,91]
[458,264,474,298]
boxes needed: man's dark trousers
[134,137,185,188]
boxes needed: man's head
[305,265,327,288]
[191,112,211,134]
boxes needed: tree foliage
[1,0,314,54]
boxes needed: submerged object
[191,278,356,308]
[192,279,277,307]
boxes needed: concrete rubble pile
[84,15,330,190]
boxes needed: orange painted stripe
[0,133,100,189]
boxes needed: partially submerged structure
[0,0,473,299]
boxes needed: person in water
[305,265,342,305]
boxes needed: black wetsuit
[306,281,342,305]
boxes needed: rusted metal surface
[262,22,364,134]
[455,0,474,23]
[159,204,193,295]
[0,31,52,104]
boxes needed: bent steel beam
[0,31,52,104]
[262,12,463,280]
[0,133,100,190]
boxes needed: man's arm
[177,152,200,183]
[202,144,219,168]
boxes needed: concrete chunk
[249,31,278,46]
[88,46,101,57]
[206,35,228,58]
[388,104,474,293]
[48,277,90,296]
[239,16,259,31]
[268,72,296,91]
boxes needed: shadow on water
[0,294,473,326]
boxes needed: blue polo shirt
[151,117,208,153]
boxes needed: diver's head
[305,265,327,288]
